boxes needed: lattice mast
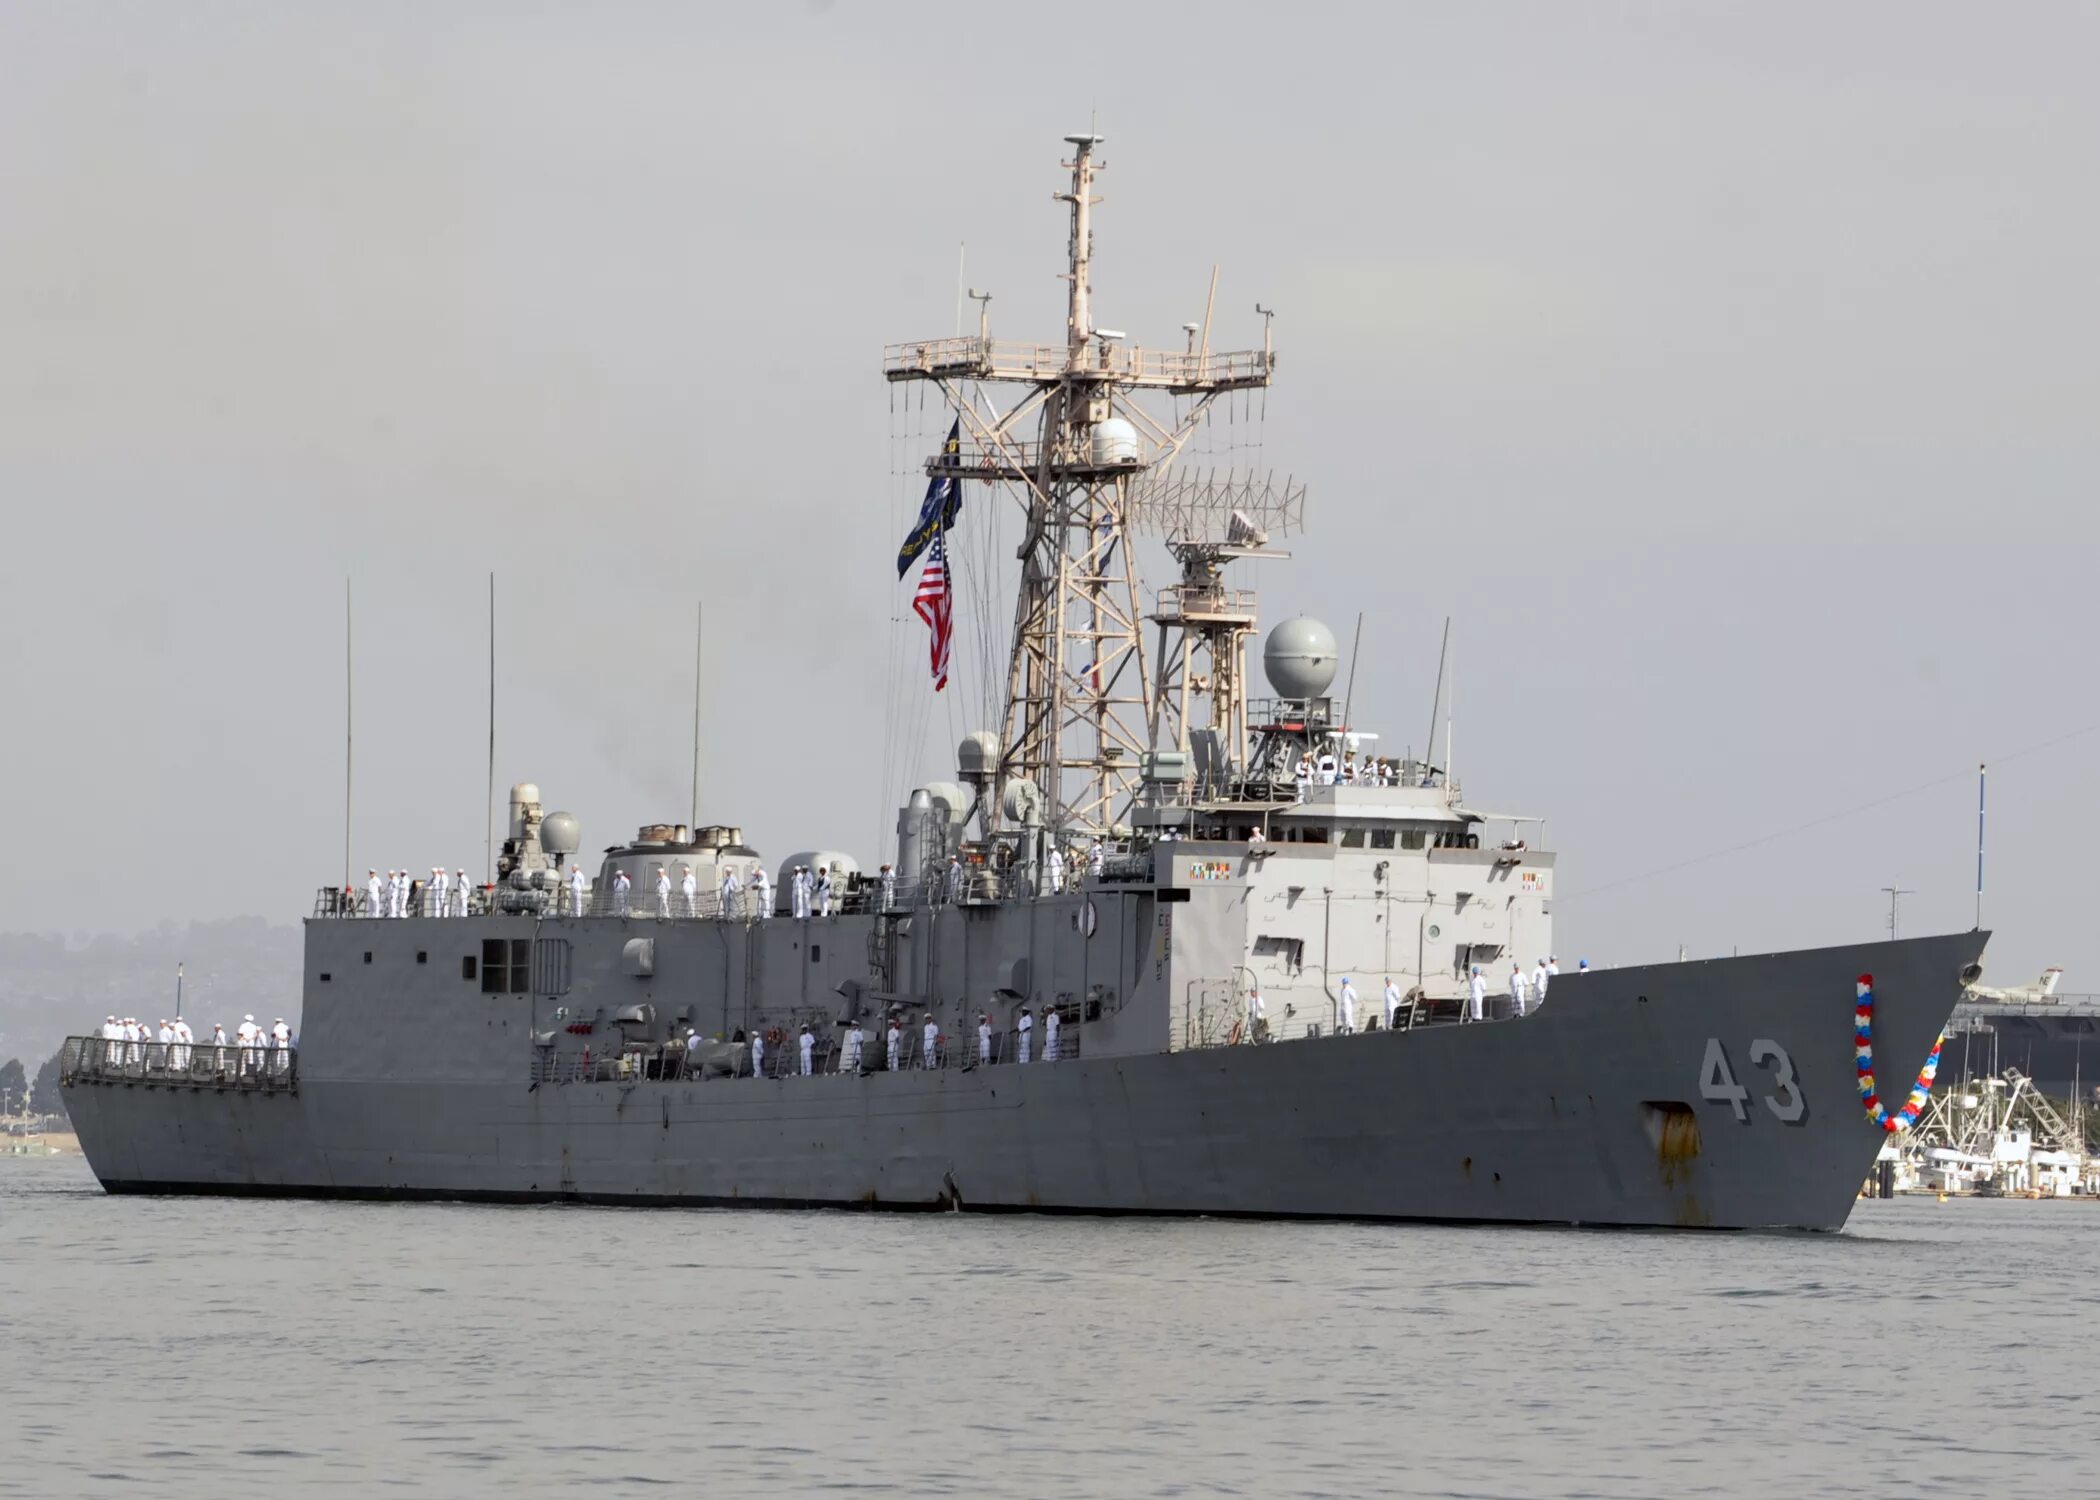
[883,134,1277,838]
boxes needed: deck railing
[60,1035,299,1092]
[533,1018,1079,1087]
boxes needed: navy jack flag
[896,416,963,577]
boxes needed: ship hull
[63,932,1982,1231]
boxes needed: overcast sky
[2,3,2093,988]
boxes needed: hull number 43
[1700,1038,1806,1124]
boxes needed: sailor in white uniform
[1043,1006,1061,1061]
[752,867,771,920]
[1508,965,1528,1019]
[878,863,895,911]
[921,1015,939,1069]
[1017,1006,1034,1064]
[431,867,450,918]
[885,1017,903,1072]
[236,1015,261,1073]
[1548,956,1560,977]
[1531,959,1550,1010]
[569,865,586,918]
[1316,752,1338,785]
[719,866,742,920]
[978,1013,993,1064]
[842,1021,865,1073]
[172,1017,194,1070]
[1088,840,1105,879]
[1468,967,1487,1022]
[945,856,964,904]
[454,870,470,917]
[680,865,699,918]
[1294,755,1312,802]
[102,1016,119,1065]
[655,867,672,919]
[1047,846,1064,894]
[613,869,631,916]
[392,869,409,918]
[815,867,833,917]
[365,870,382,918]
[798,1025,814,1076]
[209,1023,228,1074]
[1246,988,1265,1038]
[1384,977,1402,1028]
[789,866,807,920]
[156,1020,174,1067]
[272,1017,292,1072]
[1338,976,1358,1034]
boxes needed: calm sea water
[4,1154,2095,1499]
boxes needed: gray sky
[3,3,2094,987]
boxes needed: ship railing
[528,1019,1085,1088]
[60,1035,299,1091]
[312,886,486,919]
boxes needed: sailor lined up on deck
[749,1029,766,1078]
[568,864,585,917]
[885,1015,903,1071]
[719,865,741,919]
[798,1024,814,1076]
[922,1014,939,1069]
[842,1019,865,1072]
[1338,976,1359,1034]
[1509,965,1528,1018]
[655,865,672,917]
[1384,977,1402,1027]
[752,866,771,920]
[613,868,632,915]
[679,864,698,917]
[1469,966,1487,1022]
[1043,1004,1061,1061]
[1017,1005,1034,1063]
[978,1012,993,1064]
[1531,959,1550,1010]
[815,866,834,917]
[879,863,896,910]
[1047,845,1065,892]
[1088,840,1105,879]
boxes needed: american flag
[913,530,953,691]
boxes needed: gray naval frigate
[61,135,1987,1230]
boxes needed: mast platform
[884,336,1273,394]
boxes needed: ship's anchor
[1853,974,1945,1133]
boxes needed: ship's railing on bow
[59,1035,299,1092]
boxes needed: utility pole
[1881,882,1916,941]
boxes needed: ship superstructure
[59,137,1988,1231]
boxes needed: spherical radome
[1263,617,1338,699]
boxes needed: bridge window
[1402,829,1426,850]
[1340,828,1365,848]
[1370,828,1396,850]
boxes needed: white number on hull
[1700,1038,1750,1122]
[1701,1037,1807,1124]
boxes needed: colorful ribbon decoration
[1854,973,1944,1133]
